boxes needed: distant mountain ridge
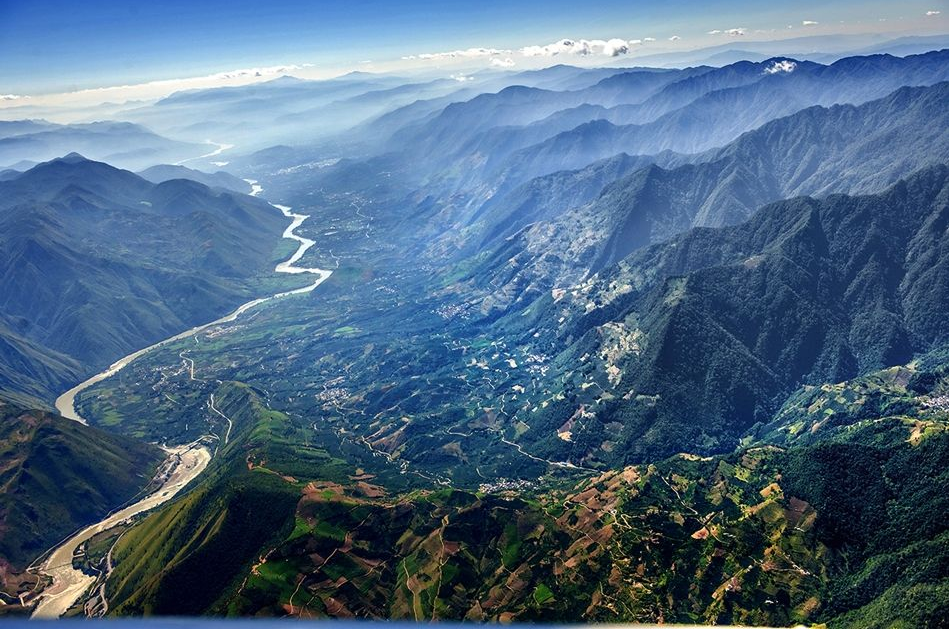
[137,164,251,193]
[493,49,949,187]
[0,122,207,171]
[460,81,949,307]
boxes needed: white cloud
[70,64,308,96]
[802,20,819,26]
[643,37,656,42]
[520,38,637,57]
[725,27,747,36]
[668,35,681,41]
[0,63,318,111]
[707,29,722,35]
[402,47,510,61]
[764,59,797,74]
[0,94,26,101]
[410,38,648,61]
[926,10,941,16]
[195,65,310,81]
[450,73,474,82]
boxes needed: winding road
[34,180,330,617]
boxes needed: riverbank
[31,443,211,618]
[37,182,330,617]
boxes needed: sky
[0,0,946,107]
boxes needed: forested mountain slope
[0,154,288,401]
[497,165,949,463]
[460,82,949,307]
[0,401,162,572]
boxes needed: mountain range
[363,50,949,197]
[500,164,949,463]
[456,81,949,307]
[0,42,948,626]
[0,121,207,171]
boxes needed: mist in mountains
[0,19,948,627]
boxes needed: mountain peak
[58,152,89,164]
[265,75,304,84]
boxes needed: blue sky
[0,0,945,97]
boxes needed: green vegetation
[0,400,162,599]
[201,402,946,625]
[0,155,288,402]
[39,77,949,625]
[782,430,949,626]
[532,583,555,605]
[106,383,350,615]
[219,446,821,623]
[497,164,949,465]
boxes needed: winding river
[174,140,234,166]
[33,180,331,618]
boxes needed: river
[174,140,234,166]
[30,444,211,618]
[33,181,330,617]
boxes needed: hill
[137,164,251,193]
[0,154,289,401]
[102,377,949,626]
[0,400,163,574]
